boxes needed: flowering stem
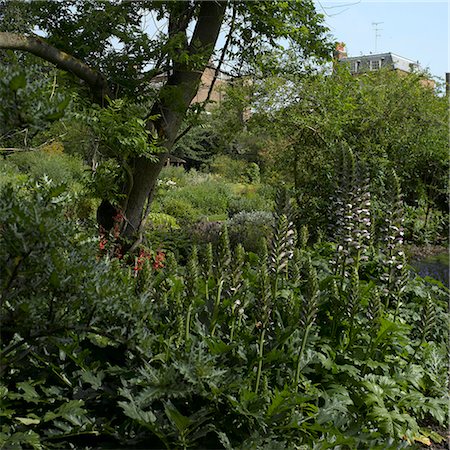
[255,327,266,394]
[230,308,239,343]
[185,304,192,346]
[294,323,312,392]
[230,319,236,343]
[210,279,224,336]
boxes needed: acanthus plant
[2,179,448,449]
[378,168,408,311]
[329,147,372,284]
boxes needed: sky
[314,0,449,80]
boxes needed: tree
[218,64,448,237]
[0,0,332,242]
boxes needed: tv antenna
[372,22,383,52]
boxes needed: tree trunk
[0,1,228,244]
[121,0,227,239]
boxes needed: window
[352,61,360,73]
[371,60,380,71]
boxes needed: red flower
[152,251,165,270]
[99,238,108,250]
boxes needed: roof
[339,52,420,73]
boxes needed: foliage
[227,211,274,253]
[6,149,86,185]
[152,166,272,229]
[1,180,448,449]
[154,175,232,223]
[1,0,334,233]
[0,54,72,148]
[220,66,448,244]
[209,155,252,182]
[78,99,161,161]
[1,1,332,90]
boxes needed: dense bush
[6,150,86,185]
[209,155,250,182]
[227,187,273,218]
[227,211,274,253]
[1,181,448,449]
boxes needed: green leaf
[16,382,40,403]
[118,400,157,425]
[80,370,104,390]
[16,417,41,425]
[164,401,191,432]
[9,73,26,91]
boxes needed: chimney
[334,42,347,60]
[446,73,450,96]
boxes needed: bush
[0,158,29,188]
[227,192,272,218]
[245,162,260,183]
[403,204,448,245]
[227,211,274,253]
[190,220,223,246]
[7,150,86,185]
[159,196,199,224]
[156,179,233,222]
[158,165,190,187]
[209,155,249,182]
[146,212,180,230]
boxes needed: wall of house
[191,66,228,108]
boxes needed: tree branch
[0,32,110,103]
[206,3,236,103]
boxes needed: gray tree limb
[0,32,110,102]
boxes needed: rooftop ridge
[341,52,419,65]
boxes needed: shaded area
[411,251,449,287]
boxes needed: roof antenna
[372,22,383,52]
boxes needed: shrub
[227,211,274,253]
[227,192,272,218]
[156,179,233,222]
[159,196,199,224]
[158,165,190,186]
[209,155,248,182]
[190,220,223,246]
[245,162,261,183]
[146,212,180,230]
[7,150,86,185]
[0,158,29,188]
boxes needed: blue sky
[314,1,449,80]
